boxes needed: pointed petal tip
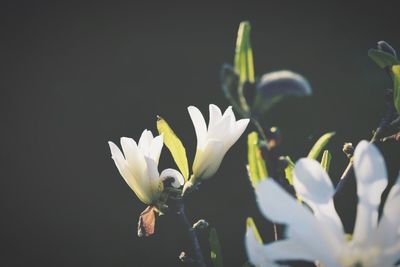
[108,141,117,151]
[239,118,250,125]
[187,105,196,111]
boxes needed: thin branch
[335,89,398,195]
[174,198,207,267]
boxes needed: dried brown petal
[137,206,156,237]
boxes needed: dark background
[1,1,399,266]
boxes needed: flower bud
[252,70,312,116]
[342,142,354,158]
[377,41,397,59]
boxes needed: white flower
[246,140,400,267]
[187,104,250,181]
[108,130,184,205]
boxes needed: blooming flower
[246,141,400,267]
[108,130,184,205]
[187,104,249,182]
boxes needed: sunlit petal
[188,106,207,149]
[208,104,223,132]
[149,134,164,164]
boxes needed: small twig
[335,89,398,195]
[379,131,400,143]
[252,119,294,241]
[173,198,207,267]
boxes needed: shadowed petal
[353,141,388,245]
[227,118,250,149]
[160,168,184,188]
[377,173,400,248]
[256,179,341,265]
[245,227,284,267]
[293,159,344,238]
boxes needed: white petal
[293,158,334,204]
[144,157,161,199]
[120,137,146,171]
[352,141,388,245]
[149,134,164,164]
[222,105,234,120]
[108,141,151,204]
[245,227,283,267]
[262,240,317,262]
[120,137,149,192]
[381,241,400,267]
[353,140,388,205]
[188,106,207,149]
[160,168,184,188]
[377,173,400,248]
[256,179,341,265]
[293,159,344,238]
[109,141,126,163]
[192,139,225,180]
[208,104,223,132]
[256,179,313,224]
[207,113,231,143]
[225,118,249,150]
[138,129,154,156]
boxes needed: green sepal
[307,132,335,160]
[392,65,400,113]
[368,49,399,69]
[234,21,255,84]
[283,156,295,185]
[247,132,268,187]
[320,150,332,173]
[234,21,255,113]
[156,116,189,181]
[246,217,263,243]
[209,227,223,267]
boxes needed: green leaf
[234,21,255,113]
[247,132,268,187]
[283,156,295,185]
[320,150,332,173]
[156,116,189,181]
[307,132,335,160]
[392,65,400,113]
[209,227,223,267]
[368,49,399,69]
[234,21,255,84]
[246,217,263,243]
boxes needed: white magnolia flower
[188,104,250,181]
[108,130,184,205]
[246,141,400,267]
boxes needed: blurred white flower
[246,140,400,267]
[188,104,249,181]
[108,130,184,205]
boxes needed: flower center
[339,245,380,267]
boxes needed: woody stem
[175,198,207,267]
